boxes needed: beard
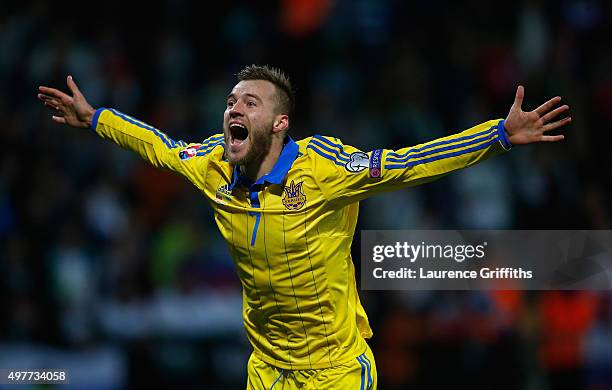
[226,121,273,166]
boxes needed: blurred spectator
[539,291,598,389]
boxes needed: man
[37,65,571,389]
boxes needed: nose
[229,101,244,117]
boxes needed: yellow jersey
[91,107,511,370]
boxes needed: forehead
[230,79,276,101]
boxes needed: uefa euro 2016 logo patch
[282,180,306,210]
[179,145,201,160]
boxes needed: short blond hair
[237,65,295,115]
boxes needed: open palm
[504,85,571,145]
[37,75,95,129]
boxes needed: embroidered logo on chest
[282,180,306,210]
[216,184,232,202]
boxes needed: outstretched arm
[504,85,571,145]
[36,76,219,187]
[310,85,572,205]
[38,75,95,128]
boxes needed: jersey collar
[229,136,299,190]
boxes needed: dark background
[1,0,611,389]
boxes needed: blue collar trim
[229,136,298,190]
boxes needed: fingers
[38,76,82,101]
[540,134,565,142]
[38,94,64,111]
[38,93,59,105]
[43,101,59,111]
[535,96,562,116]
[513,85,524,109]
[38,86,69,100]
[66,75,82,96]
[543,117,572,132]
[52,116,67,124]
[541,104,569,123]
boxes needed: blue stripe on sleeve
[196,135,224,152]
[309,139,350,163]
[108,109,179,149]
[197,135,224,150]
[386,126,495,159]
[306,144,346,166]
[385,128,497,163]
[196,140,225,156]
[385,137,497,169]
[313,135,351,158]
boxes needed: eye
[247,101,257,107]
[227,100,235,108]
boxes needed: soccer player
[37,65,571,389]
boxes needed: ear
[272,114,289,134]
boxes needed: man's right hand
[37,75,96,129]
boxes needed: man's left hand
[504,85,571,145]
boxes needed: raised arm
[310,85,572,205]
[37,76,220,187]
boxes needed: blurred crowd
[1,0,611,388]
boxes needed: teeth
[229,122,248,145]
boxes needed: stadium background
[1,0,611,388]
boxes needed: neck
[242,134,285,181]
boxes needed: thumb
[512,85,524,110]
[66,75,82,97]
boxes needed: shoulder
[296,134,364,168]
[196,133,225,156]
[197,133,227,164]
[175,133,225,162]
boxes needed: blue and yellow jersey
[91,107,511,370]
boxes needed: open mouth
[229,123,249,145]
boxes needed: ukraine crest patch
[282,180,306,210]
